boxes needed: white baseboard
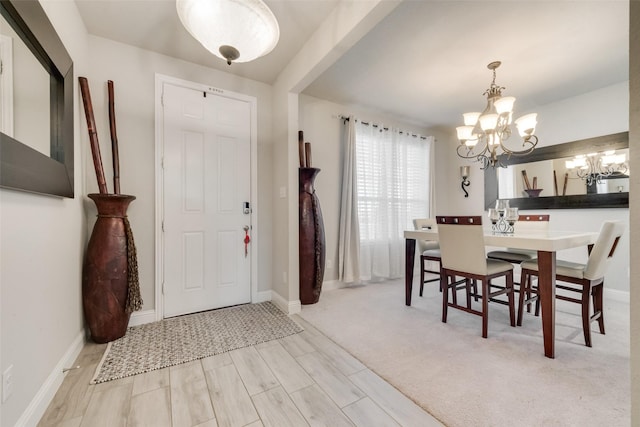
[270,290,301,315]
[255,290,272,303]
[15,331,85,427]
[128,309,156,327]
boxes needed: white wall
[0,1,89,426]
[441,82,630,292]
[83,36,275,312]
[270,0,401,310]
[299,94,432,282]
[2,4,277,424]
[629,1,639,423]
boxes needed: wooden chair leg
[517,270,528,326]
[593,283,605,334]
[507,271,515,327]
[466,278,472,309]
[420,256,425,297]
[534,278,541,317]
[451,276,458,305]
[582,284,592,347]
[442,273,449,323]
[481,279,489,338]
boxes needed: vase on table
[299,167,326,304]
[82,193,137,343]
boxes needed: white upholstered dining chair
[412,218,441,296]
[436,215,516,338]
[518,220,625,347]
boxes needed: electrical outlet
[326,260,333,269]
[2,365,14,403]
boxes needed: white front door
[162,83,252,318]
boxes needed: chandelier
[565,150,628,186]
[456,61,538,169]
[177,0,280,65]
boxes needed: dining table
[404,228,599,358]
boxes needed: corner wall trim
[270,290,301,314]
[15,331,85,427]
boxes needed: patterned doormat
[91,301,303,384]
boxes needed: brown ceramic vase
[299,168,326,304]
[82,193,135,343]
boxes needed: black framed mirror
[485,132,629,210]
[0,0,74,198]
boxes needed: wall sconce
[460,166,470,197]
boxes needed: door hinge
[161,220,165,232]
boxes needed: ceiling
[75,0,629,129]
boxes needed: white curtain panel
[427,136,436,217]
[354,121,432,281]
[337,117,361,283]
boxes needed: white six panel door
[162,83,251,317]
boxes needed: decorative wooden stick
[521,170,531,190]
[108,80,121,194]
[532,176,537,190]
[79,77,109,194]
[553,170,559,196]
[305,142,312,168]
[562,173,569,196]
[298,131,305,167]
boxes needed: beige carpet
[299,279,630,427]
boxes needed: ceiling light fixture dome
[177,0,280,65]
[456,61,538,169]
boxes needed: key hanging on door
[243,226,251,258]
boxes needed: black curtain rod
[341,116,426,140]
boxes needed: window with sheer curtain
[354,121,433,281]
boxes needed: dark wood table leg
[537,250,556,358]
[406,238,416,306]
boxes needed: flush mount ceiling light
[176,0,280,65]
[456,61,538,169]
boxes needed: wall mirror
[485,132,629,210]
[0,0,74,198]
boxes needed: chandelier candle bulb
[464,112,481,126]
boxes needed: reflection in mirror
[0,13,50,156]
[0,0,74,198]
[485,132,629,210]
[497,148,629,199]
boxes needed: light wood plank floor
[38,315,443,427]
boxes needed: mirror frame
[0,0,74,198]
[484,132,629,210]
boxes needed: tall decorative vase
[299,167,326,304]
[83,193,136,343]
